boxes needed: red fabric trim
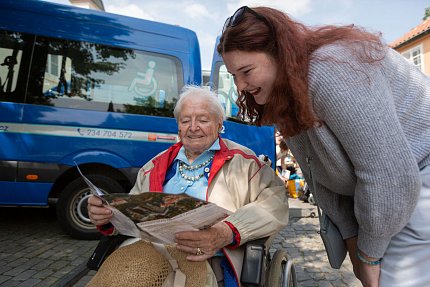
[222,248,240,286]
[148,142,183,192]
[207,138,262,184]
[228,149,263,167]
[249,164,265,182]
[96,224,115,236]
[206,138,234,200]
[224,221,241,249]
[148,137,263,200]
[207,138,264,198]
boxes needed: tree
[423,7,430,21]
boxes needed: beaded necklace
[178,154,214,181]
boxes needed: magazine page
[104,192,209,223]
[104,192,231,243]
[75,162,108,204]
[136,203,231,243]
[75,164,231,243]
[109,208,142,238]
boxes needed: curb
[53,263,90,287]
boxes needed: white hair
[173,85,226,122]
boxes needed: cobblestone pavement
[271,198,361,286]
[0,198,362,287]
[0,207,98,287]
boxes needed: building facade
[391,19,430,75]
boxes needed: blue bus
[0,0,275,239]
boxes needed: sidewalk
[273,198,361,286]
[0,207,97,287]
[0,199,361,287]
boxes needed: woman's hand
[345,236,360,279]
[87,195,112,226]
[345,236,381,286]
[175,221,233,261]
[357,249,381,287]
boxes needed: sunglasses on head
[222,6,273,35]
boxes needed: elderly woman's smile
[178,98,222,160]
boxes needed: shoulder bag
[305,155,347,269]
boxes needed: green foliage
[423,7,430,21]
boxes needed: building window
[46,54,60,77]
[402,45,423,71]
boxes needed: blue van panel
[15,182,51,205]
[0,182,50,205]
[0,182,16,203]
[223,121,275,163]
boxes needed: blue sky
[44,0,428,70]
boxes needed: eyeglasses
[222,6,273,35]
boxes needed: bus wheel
[57,174,125,240]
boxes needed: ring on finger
[196,247,204,256]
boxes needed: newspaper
[76,163,231,243]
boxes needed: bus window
[216,63,239,118]
[27,35,182,117]
[44,54,72,96]
[0,30,28,103]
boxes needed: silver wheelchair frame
[241,237,297,287]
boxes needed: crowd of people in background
[275,130,304,198]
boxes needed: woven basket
[86,240,207,287]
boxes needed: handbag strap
[304,140,323,220]
[152,242,186,287]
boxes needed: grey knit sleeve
[308,45,421,258]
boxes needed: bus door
[0,30,33,203]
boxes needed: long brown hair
[217,6,385,137]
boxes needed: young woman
[218,6,430,287]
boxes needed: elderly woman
[87,85,289,286]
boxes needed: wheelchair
[87,234,297,287]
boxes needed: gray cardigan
[286,44,430,258]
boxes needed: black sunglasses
[222,6,273,35]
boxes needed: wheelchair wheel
[266,250,297,287]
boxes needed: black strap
[305,148,323,220]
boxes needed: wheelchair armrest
[240,236,270,287]
[87,234,131,271]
